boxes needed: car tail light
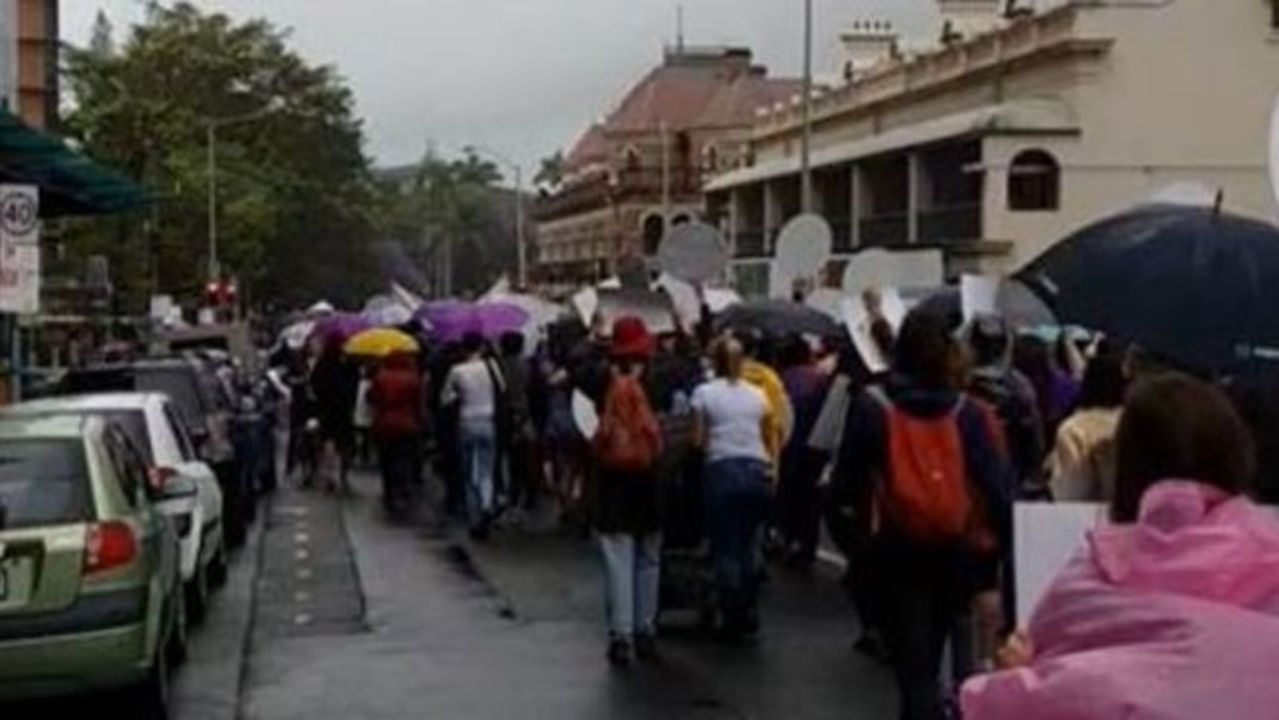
[84,521,138,576]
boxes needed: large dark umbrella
[715,299,843,338]
[1016,204,1279,374]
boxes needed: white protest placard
[571,287,599,326]
[654,273,701,332]
[770,214,832,299]
[840,295,890,374]
[961,275,1000,324]
[841,247,943,299]
[1014,502,1109,623]
[571,389,599,439]
[659,222,729,283]
[0,186,40,315]
[880,287,907,330]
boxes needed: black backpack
[970,368,1045,490]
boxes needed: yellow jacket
[742,359,791,471]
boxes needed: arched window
[623,145,641,171]
[1008,149,1060,211]
[641,214,665,256]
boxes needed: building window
[1008,149,1060,211]
[703,145,720,173]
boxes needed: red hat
[609,316,655,359]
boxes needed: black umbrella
[714,299,843,338]
[1016,204,1279,374]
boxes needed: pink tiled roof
[562,49,799,172]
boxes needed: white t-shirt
[443,358,499,422]
[691,378,769,464]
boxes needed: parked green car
[0,415,186,718]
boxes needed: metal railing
[859,214,910,247]
[918,205,982,244]
[734,230,767,258]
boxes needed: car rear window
[136,368,206,428]
[95,411,154,465]
[0,440,92,529]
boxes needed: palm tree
[534,151,565,190]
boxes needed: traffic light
[204,280,238,307]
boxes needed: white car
[2,393,227,621]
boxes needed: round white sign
[770,214,832,298]
[658,222,729,282]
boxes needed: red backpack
[594,372,662,473]
[867,387,991,549]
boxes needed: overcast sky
[63,0,952,181]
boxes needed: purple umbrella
[418,302,529,343]
[312,313,372,347]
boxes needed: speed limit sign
[0,187,38,242]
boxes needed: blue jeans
[704,458,771,629]
[598,532,662,640]
[460,418,496,528]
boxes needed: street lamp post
[800,0,815,214]
[466,145,527,289]
[205,102,279,283]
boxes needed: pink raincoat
[962,481,1279,720]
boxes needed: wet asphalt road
[3,470,898,719]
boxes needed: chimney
[838,18,898,82]
[936,0,1004,40]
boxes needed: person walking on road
[692,337,774,641]
[778,335,830,570]
[443,332,505,540]
[591,317,664,667]
[834,310,1011,720]
[369,352,425,517]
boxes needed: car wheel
[131,629,172,720]
[186,561,210,625]
[209,542,229,589]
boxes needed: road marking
[296,567,313,580]
[294,613,312,626]
[295,590,311,603]
[295,549,310,561]
[294,532,310,544]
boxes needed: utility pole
[207,123,219,281]
[514,165,526,288]
[800,0,815,214]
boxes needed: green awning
[0,109,150,217]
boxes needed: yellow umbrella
[343,328,419,357]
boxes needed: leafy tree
[62,2,380,311]
[89,10,114,58]
[377,150,519,298]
